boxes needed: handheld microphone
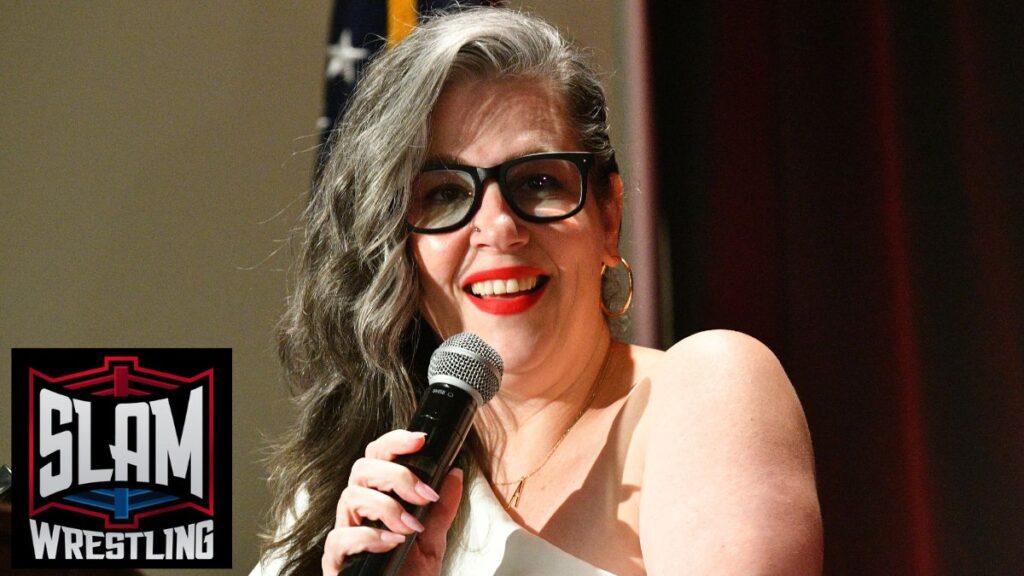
[341,332,503,576]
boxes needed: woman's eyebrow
[424,153,464,166]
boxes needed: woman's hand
[321,430,464,576]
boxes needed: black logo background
[11,348,232,569]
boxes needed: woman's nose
[470,181,529,250]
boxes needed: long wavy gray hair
[263,7,619,574]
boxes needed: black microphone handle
[341,383,478,576]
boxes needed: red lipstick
[462,266,546,287]
[462,266,547,316]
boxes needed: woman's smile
[462,266,549,315]
[410,77,617,375]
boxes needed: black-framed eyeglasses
[407,151,593,234]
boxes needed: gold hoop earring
[600,256,633,317]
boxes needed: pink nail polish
[415,482,440,502]
[401,512,425,533]
[381,531,406,544]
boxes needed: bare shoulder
[627,329,799,420]
[654,329,796,405]
[633,330,823,575]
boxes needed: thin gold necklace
[494,345,613,508]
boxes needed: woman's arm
[639,330,822,575]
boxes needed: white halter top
[249,476,617,576]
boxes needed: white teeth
[469,276,539,297]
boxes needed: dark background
[648,1,1023,574]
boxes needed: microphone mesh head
[428,332,503,403]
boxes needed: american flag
[315,0,499,176]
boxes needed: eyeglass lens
[409,156,583,231]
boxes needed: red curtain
[647,1,1023,573]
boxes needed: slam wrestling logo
[10,349,232,569]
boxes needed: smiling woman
[412,77,619,368]
[253,7,822,576]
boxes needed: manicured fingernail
[450,468,464,480]
[415,482,440,502]
[401,512,425,533]
[381,531,406,544]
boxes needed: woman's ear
[601,172,625,265]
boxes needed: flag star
[326,28,370,84]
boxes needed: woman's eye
[425,185,471,204]
[522,174,562,193]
